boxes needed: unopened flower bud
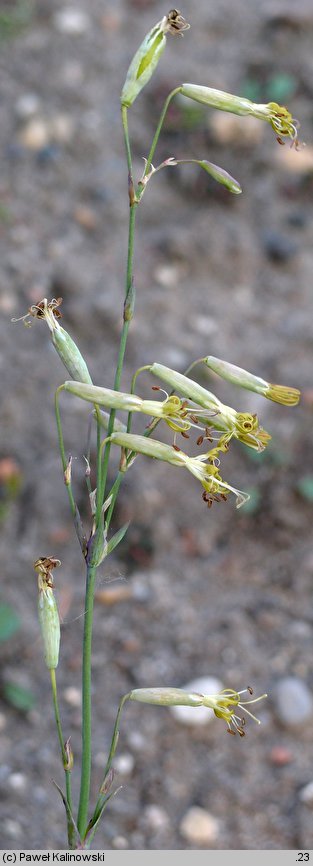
[35,557,61,670]
[129,687,204,707]
[121,10,189,108]
[64,737,74,771]
[204,356,300,406]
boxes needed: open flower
[180,84,299,147]
[148,363,271,452]
[109,431,249,509]
[129,685,267,736]
[64,380,205,435]
[202,687,267,736]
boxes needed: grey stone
[274,676,313,726]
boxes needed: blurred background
[1,0,313,850]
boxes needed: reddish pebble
[270,745,294,766]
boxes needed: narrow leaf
[106,522,130,556]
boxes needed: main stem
[77,107,137,838]
[77,562,97,836]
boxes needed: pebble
[180,807,219,846]
[8,772,27,791]
[210,112,264,146]
[275,145,313,174]
[19,118,50,151]
[74,204,98,231]
[262,229,298,263]
[112,837,128,849]
[269,745,294,766]
[154,264,181,288]
[170,676,223,726]
[15,93,41,119]
[274,676,313,726]
[53,8,90,35]
[299,781,313,805]
[63,686,82,707]
[114,753,135,776]
[143,804,170,832]
[95,585,132,605]
[3,818,23,839]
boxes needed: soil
[1,0,313,851]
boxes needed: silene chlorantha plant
[14,10,301,850]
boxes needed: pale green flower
[109,431,249,509]
[180,85,299,146]
[204,356,300,406]
[148,363,271,452]
[129,685,267,736]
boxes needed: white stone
[170,676,223,726]
[8,772,27,791]
[112,837,128,849]
[143,804,170,831]
[3,818,23,839]
[299,781,313,805]
[53,8,90,34]
[63,686,82,707]
[114,753,135,775]
[180,807,219,845]
[19,118,50,151]
[15,93,40,119]
[274,677,313,726]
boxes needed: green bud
[35,557,61,670]
[19,298,93,384]
[110,431,184,466]
[204,356,300,406]
[52,326,92,385]
[148,362,221,411]
[64,381,143,411]
[121,11,189,108]
[129,688,204,707]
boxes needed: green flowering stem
[78,111,137,839]
[77,561,97,838]
[54,387,86,554]
[139,86,182,187]
[50,669,75,848]
[121,105,133,179]
[97,202,138,518]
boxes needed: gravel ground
[1,0,313,850]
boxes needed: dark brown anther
[247,686,253,695]
[190,415,199,424]
[238,728,245,737]
[172,444,181,452]
[197,435,204,446]
[227,728,236,736]
[221,494,228,501]
[152,386,161,391]
[167,9,190,34]
[181,431,190,439]
[276,137,285,146]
